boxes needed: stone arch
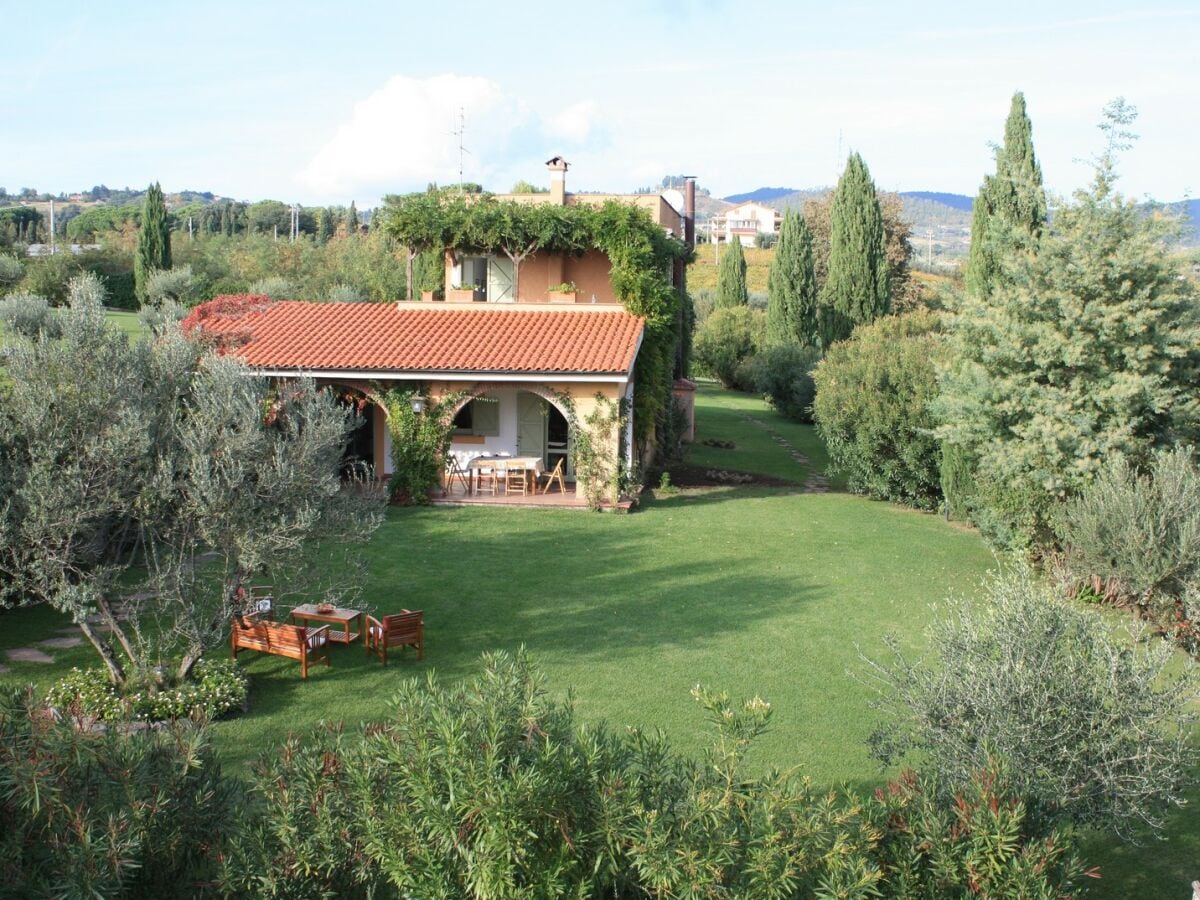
[445,382,573,424]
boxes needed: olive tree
[0,282,385,686]
[861,564,1198,838]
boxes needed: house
[182,160,697,506]
[709,201,782,247]
[446,157,688,304]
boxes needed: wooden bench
[231,616,331,679]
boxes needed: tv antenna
[450,107,471,191]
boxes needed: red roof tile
[184,300,644,376]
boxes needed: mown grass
[0,383,1194,896]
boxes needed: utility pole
[926,230,934,268]
[49,199,55,255]
[188,216,194,240]
[450,107,470,192]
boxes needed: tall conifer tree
[818,152,888,345]
[346,201,359,236]
[766,210,818,346]
[716,237,748,308]
[965,92,1046,298]
[134,182,171,302]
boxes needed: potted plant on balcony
[547,282,578,303]
[447,283,485,302]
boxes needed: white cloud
[544,101,597,144]
[300,74,533,199]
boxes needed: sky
[6,1,1198,208]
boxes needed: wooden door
[488,256,514,303]
[516,392,547,460]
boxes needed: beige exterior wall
[441,250,619,304]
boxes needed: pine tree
[346,201,359,236]
[965,92,1047,298]
[134,182,171,302]
[766,210,818,346]
[716,237,748,308]
[819,153,888,345]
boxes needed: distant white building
[710,201,782,247]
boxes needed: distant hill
[901,191,973,212]
[722,187,798,204]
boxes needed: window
[452,397,500,436]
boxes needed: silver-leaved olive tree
[0,275,385,686]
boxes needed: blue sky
[7,1,1198,207]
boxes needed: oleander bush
[47,658,248,723]
[221,650,1091,898]
[693,305,765,389]
[0,686,240,897]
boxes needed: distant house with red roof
[182,161,697,504]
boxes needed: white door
[488,256,514,303]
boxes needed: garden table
[465,455,544,494]
[289,604,363,644]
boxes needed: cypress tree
[965,92,1046,298]
[716,237,748,308]
[819,152,888,345]
[134,182,171,302]
[317,208,334,245]
[766,210,818,346]
[346,201,359,236]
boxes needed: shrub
[221,649,1088,898]
[47,659,248,722]
[18,250,80,304]
[0,685,240,896]
[145,264,197,306]
[812,309,944,509]
[81,245,138,309]
[1058,447,1200,616]
[0,253,23,289]
[876,761,1095,896]
[247,275,295,299]
[0,292,61,339]
[326,282,366,303]
[739,343,821,422]
[863,563,1199,838]
[693,305,764,389]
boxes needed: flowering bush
[48,659,248,722]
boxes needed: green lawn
[0,383,1195,897]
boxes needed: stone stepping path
[741,415,829,493]
[5,647,54,664]
[39,636,83,649]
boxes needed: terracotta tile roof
[185,300,644,376]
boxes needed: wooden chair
[475,458,499,495]
[365,610,424,666]
[505,464,529,496]
[540,459,566,495]
[247,585,275,621]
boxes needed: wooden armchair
[364,610,424,666]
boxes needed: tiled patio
[428,481,590,508]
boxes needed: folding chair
[540,458,566,494]
[445,454,471,495]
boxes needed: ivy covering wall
[382,191,692,447]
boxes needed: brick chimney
[683,176,696,249]
[546,156,569,205]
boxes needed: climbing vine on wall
[373,388,465,504]
[382,191,691,449]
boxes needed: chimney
[546,156,569,206]
[683,176,696,249]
